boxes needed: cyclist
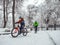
[15,16,25,34]
[33,21,39,33]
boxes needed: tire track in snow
[46,32,56,45]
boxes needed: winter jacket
[33,21,38,27]
[16,18,24,23]
[16,18,25,26]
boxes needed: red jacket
[16,18,24,23]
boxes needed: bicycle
[11,24,28,38]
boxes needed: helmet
[19,16,22,19]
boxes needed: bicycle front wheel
[11,29,19,38]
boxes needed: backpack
[21,21,25,26]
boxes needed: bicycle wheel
[23,28,27,36]
[11,28,19,38]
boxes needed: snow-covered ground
[0,28,60,45]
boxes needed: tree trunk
[46,18,49,30]
[54,23,56,30]
[5,0,9,22]
[12,0,15,29]
[3,0,9,28]
[3,0,6,28]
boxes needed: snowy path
[47,31,60,45]
[0,30,60,45]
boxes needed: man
[33,21,39,33]
[16,16,25,33]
